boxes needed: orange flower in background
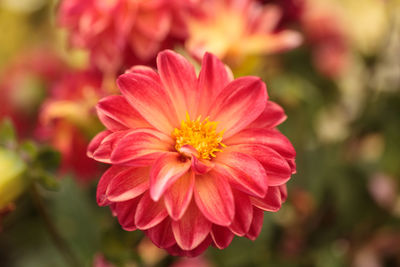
[88,50,296,256]
[38,70,104,180]
[58,0,192,74]
[185,0,302,64]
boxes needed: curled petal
[250,186,282,212]
[171,201,212,251]
[229,191,253,236]
[113,197,142,231]
[106,167,149,202]
[146,218,176,249]
[93,131,131,164]
[208,76,267,138]
[166,236,212,257]
[211,225,234,250]
[97,95,150,130]
[157,50,198,119]
[247,101,287,129]
[245,207,264,241]
[164,170,195,220]
[178,145,214,175]
[191,156,215,175]
[149,152,191,201]
[87,130,111,158]
[110,128,172,166]
[280,184,288,202]
[194,172,235,226]
[135,192,168,230]
[117,72,178,133]
[214,151,268,198]
[97,166,129,206]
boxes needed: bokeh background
[0,0,400,266]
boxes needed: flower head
[58,0,191,74]
[185,0,302,64]
[88,50,296,256]
[38,70,104,180]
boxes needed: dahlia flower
[185,0,302,64]
[58,0,191,74]
[38,70,104,180]
[88,50,296,256]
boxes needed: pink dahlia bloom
[58,0,192,74]
[88,50,296,256]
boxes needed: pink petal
[250,186,282,212]
[146,218,176,249]
[178,145,215,175]
[194,172,235,226]
[196,52,233,116]
[225,144,292,186]
[247,101,287,129]
[117,72,178,134]
[149,152,191,201]
[225,128,296,159]
[208,76,267,138]
[214,151,268,198]
[93,130,130,164]
[211,225,234,249]
[287,158,297,174]
[97,95,150,130]
[135,192,168,230]
[166,236,212,257]
[106,167,150,202]
[280,184,288,202]
[97,166,128,206]
[157,50,198,119]
[229,191,253,236]
[87,130,111,158]
[113,197,142,231]
[164,170,195,220]
[171,201,212,251]
[246,207,264,241]
[125,65,160,82]
[97,112,127,132]
[110,128,173,166]
[191,156,215,175]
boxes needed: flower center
[172,114,225,160]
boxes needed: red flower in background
[38,70,105,180]
[0,48,65,138]
[185,0,302,64]
[88,50,296,256]
[58,0,193,75]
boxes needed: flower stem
[30,183,82,267]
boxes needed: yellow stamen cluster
[172,114,225,160]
